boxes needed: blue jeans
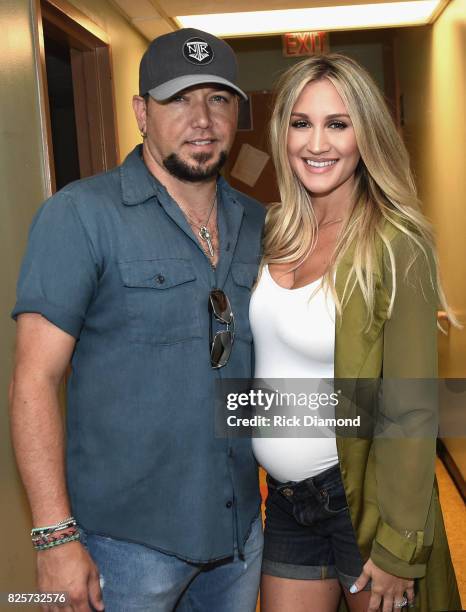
[79,514,263,611]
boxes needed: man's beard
[163,151,227,182]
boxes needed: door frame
[32,0,119,195]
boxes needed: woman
[249,54,461,612]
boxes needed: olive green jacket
[334,225,461,610]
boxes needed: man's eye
[211,95,229,103]
[170,95,186,103]
[329,121,347,129]
[290,120,309,128]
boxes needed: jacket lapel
[334,240,390,379]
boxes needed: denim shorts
[262,463,370,591]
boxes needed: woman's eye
[329,121,347,129]
[290,120,309,128]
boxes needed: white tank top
[249,265,339,482]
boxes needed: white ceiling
[110,0,416,40]
[110,0,173,39]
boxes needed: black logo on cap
[183,37,214,65]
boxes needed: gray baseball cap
[139,28,247,101]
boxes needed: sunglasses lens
[210,290,232,323]
[211,331,233,368]
[209,289,234,368]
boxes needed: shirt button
[225,500,233,508]
[282,488,294,497]
[155,274,165,284]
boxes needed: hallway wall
[0,0,147,596]
[0,0,48,593]
[395,0,466,478]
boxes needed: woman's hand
[349,558,415,611]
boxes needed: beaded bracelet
[34,531,80,550]
[33,530,80,551]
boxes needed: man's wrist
[31,516,79,551]
[31,507,73,526]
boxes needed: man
[10,28,265,611]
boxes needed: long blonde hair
[265,53,454,328]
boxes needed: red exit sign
[282,32,328,57]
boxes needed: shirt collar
[120,145,165,206]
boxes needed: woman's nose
[306,127,330,154]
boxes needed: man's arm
[9,313,104,612]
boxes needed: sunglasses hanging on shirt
[209,289,235,368]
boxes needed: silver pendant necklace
[199,226,214,258]
[198,187,217,257]
[183,186,217,258]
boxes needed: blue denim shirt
[12,145,265,562]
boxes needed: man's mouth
[187,139,216,146]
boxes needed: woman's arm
[350,231,439,608]
[371,230,438,578]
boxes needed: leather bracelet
[32,528,78,546]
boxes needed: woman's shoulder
[378,220,436,294]
[378,219,434,262]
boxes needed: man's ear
[132,95,148,134]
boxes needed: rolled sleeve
[12,192,99,338]
[371,540,428,579]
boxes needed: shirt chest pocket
[118,259,201,345]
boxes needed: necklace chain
[181,185,217,229]
[178,186,218,262]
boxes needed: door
[34,0,119,194]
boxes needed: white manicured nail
[349,584,358,594]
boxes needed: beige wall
[395,3,466,474]
[0,0,147,597]
[0,0,48,594]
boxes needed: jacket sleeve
[370,230,439,578]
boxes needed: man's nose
[306,127,330,154]
[191,100,212,129]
